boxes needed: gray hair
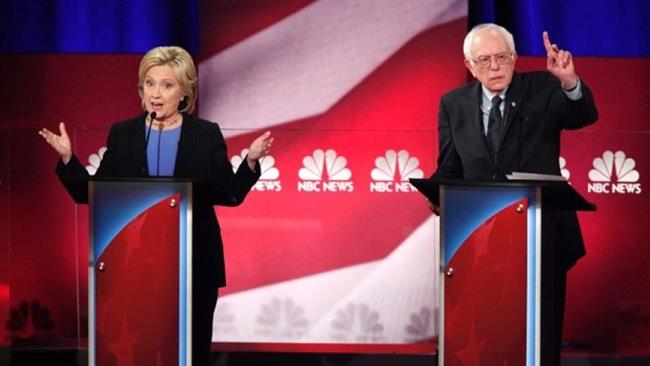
[463,23,516,60]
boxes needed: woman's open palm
[39,122,72,164]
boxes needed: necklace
[150,114,182,130]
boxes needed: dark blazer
[56,112,260,290]
[432,71,598,268]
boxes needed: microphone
[143,111,156,174]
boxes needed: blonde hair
[137,46,198,114]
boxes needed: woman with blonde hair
[40,45,273,365]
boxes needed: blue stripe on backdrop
[3,0,647,56]
[469,0,650,57]
[0,0,199,53]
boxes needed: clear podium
[88,178,193,366]
[410,178,595,366]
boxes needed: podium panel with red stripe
[89,180,192,366]
[411,179,595,366]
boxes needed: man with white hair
[431,23,598,365]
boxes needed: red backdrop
[1,5,649,356]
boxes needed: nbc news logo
[298,149,354,192]
[231,149,282,191]
[85,146,107,175]
[587,150,642,194]
[370,150,423,193]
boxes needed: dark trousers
[540,211,569,366]
[193,288,219,366]
[541,264,567,366]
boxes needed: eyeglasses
[470,52,514,67]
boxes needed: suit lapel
[130,113,148,176]
[502,73,526,140]
[174,114,198,177]
[463,82,494,159]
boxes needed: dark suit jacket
[56,112,260,290]
[432,71,598,268]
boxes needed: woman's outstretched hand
[39,122,73,164]
[246,131,273,170]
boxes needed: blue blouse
[146,126,181,176]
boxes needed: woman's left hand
[246,131,273,170]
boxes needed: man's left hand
[543,31,578,90]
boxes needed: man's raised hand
[543,31,578,90]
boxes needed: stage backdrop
[1,0,649,357]
[196,0,466,350]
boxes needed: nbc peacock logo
[297,149,353,192]
[559,156,571,181]
[231,149,281,191]
[370,149,423,193]
[587,150,642,194]
[85,147,107,175]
